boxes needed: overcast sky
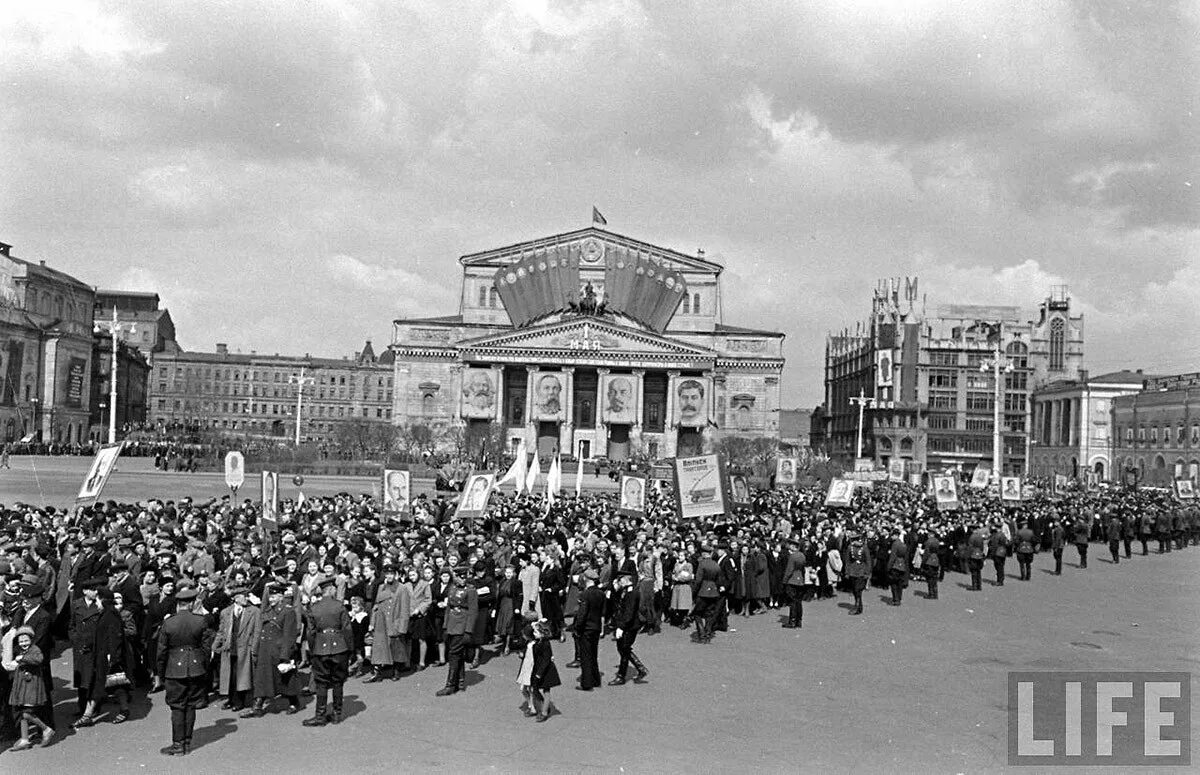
[2,1,1195,407]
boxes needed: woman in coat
[366,566,401,681]
[466,563,493,669]
[244,583,300,716]
[748,543,771,614]
[537,551,565,640]
[69,580,107,727]
[493,564,522,655]
[668,550,693,627]
[767,541,787,608]
[517,553,541,619]
[406,566,433,667]
[388,570,412,674]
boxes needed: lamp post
[288,367,315,445]
[981,327,1014,480]
[94,306,136,445]
[849,389,877,461]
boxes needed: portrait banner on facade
[76,442,123,503]
[618,474,647,516]
[461,368,498,419]
[876,349,894,387]
[825,478,854,508]
[1175,478,1196,500]
[671,375,710,428]
[673,454,726,519]
[382,468,412,517]
[933,475,959,510]
[455,471,496,521]
[774,457,798,487]
[969,467,991,489]
[531,371,566,421]
[601,374,638,424]
[1000,476,1023,501]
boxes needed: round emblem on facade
[581,238,605,264]
[506,272,517,283]
[666,276,676,289]
[538,261,547,271]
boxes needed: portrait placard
[619,474,647,515]
[1000,476,1022,501]
[672,454,726,518]
[77,443,123,502]
[969,467,990,489]
[774,457,798,487]
[382,469,411,515]
[455,472,496,520]
[933,475,959,510]
[460,368,498,419]
[824,478,854,507]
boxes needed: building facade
[823,280,1084,476]
[147,341,394,441]
[1028,370,1151,481]
[1111,373,1200,487]
[390,227,785,462]
[0,241,95,444]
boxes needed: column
[492,366,503,424]
[560,367,574,456]
[631,369,645,435]
[524,366,537,450]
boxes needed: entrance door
[676,427,702,457]
[537,421,559,463]
[578,440,591,460]
[607,424,630,463]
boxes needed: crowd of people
[0,474,1196,756]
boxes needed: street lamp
[849,389,877,461]
[94,306,136,445]
[981,333,1015,480]
[288,367,315,446]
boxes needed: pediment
[459,227,723,275]
[458,317,715,358]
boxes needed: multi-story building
[147,341,394,441]
[89,330,150,440]
[1111,373,1200,487]
[1029,370,1152,481]
[822,280,1084,476]
[0,241,95,444]
[93,290,180,355]
[389,225,786,463]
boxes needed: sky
[1,0,1196,408]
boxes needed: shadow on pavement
[191,717,238,751]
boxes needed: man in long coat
[212,586,260,712]
[366,565,402,681]
[242,583,300,717]
[69,577,108,725]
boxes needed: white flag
[574,456,583,497]
[498,441,527,493]
[525,454,541,494]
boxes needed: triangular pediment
[458,316,715,358]
[459,226,723,275]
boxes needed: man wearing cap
[607,571,648,686]
[302,575,353,726]
[691,545,722,641]
[844,534,872,615]
[966,524,987,590]
[157,583,214,756]
[69,577,107,726]
[212,585,260,712]
[72,537,110,599]
[437,568,478,696]
[243,583,301,717]
[781,538,806,628]
[572,568,603,690]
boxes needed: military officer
[1014,521,1036,581]
[607,570,648,686]
[920,529,941,599]
[844,534,871,614]
[1138,510,1155,556]
[1071,516,1090,568]
[157,584,213,756]
[437,568,478,696]
[691,545,722,639]
[781,538,806,628]
[966,524,987,590]
[1050,519,1066,575]
[987,523,1009,586]
[1107,512,1123,564]
[302,576,353,726]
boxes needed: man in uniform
[608,570,648,686]
[1072,516,1090,569]
[1050,518,1066,575]
[920,529,940,599]
[1014,521,1036,581]
[1156,508,1173,554]
[966,524,987,590]
[157,583,213,756]
[986,523,1009,586]
[1139,509,1155,556]
[302,576,353,726]
[844,534,871,614]
[781,538,806,627]
[1121,509,1136,559]
[437,568,477,696]
[691,545,721,639]
[572,569,603,691]
[1107,512,1123,564]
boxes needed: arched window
[692,293,701,314]
[1049,317,1065,370]
[681,295,690,314]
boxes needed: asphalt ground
[1,457,1198,773]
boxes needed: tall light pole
[849,389,877,461]
[288,367,315,445]
[981,325,1014,480]
[94,306,136,445]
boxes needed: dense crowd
[0,476,1197,754]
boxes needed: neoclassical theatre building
[390,227,785,462]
